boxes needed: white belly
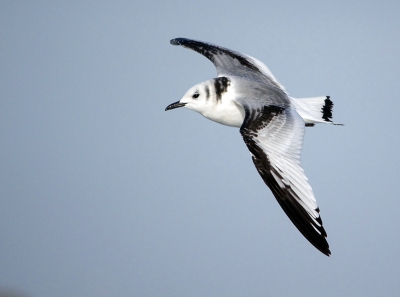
[200,99,245,128]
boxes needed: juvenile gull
[165,38,340,256]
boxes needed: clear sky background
[1,1,400,296]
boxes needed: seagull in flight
[165,38,340,256]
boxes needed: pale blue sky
[1,1,400,296]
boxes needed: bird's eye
[192,93,199,99]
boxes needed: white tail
[290,96,339,126]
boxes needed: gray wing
[170,38,285,91]
[239,103,330,256]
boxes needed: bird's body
[166,38,340,256]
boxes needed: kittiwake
[165,37,341,256]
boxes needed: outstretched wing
[170,37,285,91]
[239,103,330,256]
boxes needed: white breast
[200,92,245,128]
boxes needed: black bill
[165,101,187,111]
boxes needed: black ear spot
[192,93,199,99]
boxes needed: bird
[165,38,340,256]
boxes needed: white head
[165,81,215,114]
[166,76,231,110]
[165,77,245,127]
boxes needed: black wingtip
[170,38,186,46]
[321,246,331,257]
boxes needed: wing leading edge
[170,38,284,90]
